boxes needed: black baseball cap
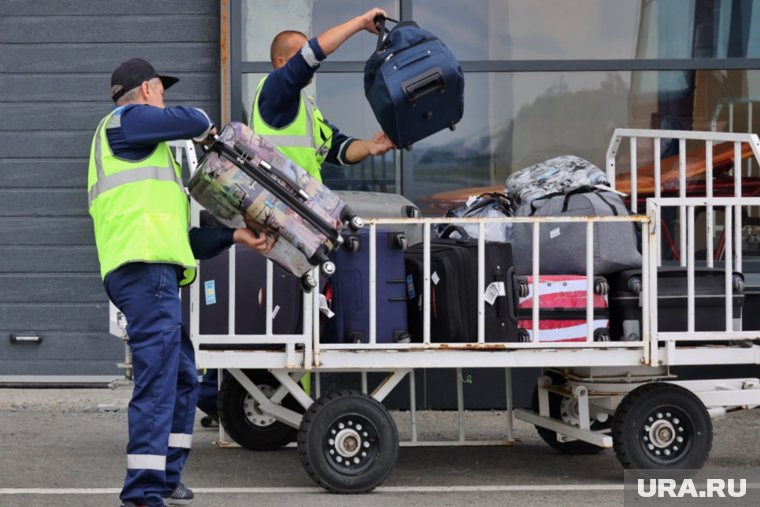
[110,58,179,102]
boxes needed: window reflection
[413,70,760,215]
[412,0,760,60]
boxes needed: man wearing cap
[250,7,395,182]
[88,58,274,507]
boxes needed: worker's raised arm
[316,7,387,56]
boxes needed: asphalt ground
[1,387,759,507]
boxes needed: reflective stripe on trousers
[105,263,199,507]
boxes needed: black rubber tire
[218,370,303,451]
[532,373,609,455]
[298,390,399,494]
[612,382,712,470]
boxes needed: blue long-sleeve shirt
[106,104,234,259]
[257,38,357,166]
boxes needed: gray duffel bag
[513,186,641,275]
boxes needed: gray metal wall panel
[0,160,88,188]
[1,74,219,103]
[0,247,99,273]
[1,333,121,361]
[0,275,104,303]
[0,190,88,217]
[2,43,218,74]
[0,2,220,378]
[1,15,218,43]
[0,218,94,245]
[4,0,218,16]
[0,304,107,332]
[1,101,219,132]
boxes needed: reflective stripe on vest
[250,76,332,181]
[88,108,196,285]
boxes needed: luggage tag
[484,281,506,305]
[318,294,335,318]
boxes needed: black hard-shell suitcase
[608,267,745,341]
[322,229,410,344]
[405,232,519,343]
[197,248,302,350]
[235,248,302,335]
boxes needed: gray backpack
[512,187,641,275]
[506,155,609,205]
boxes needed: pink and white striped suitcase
[517,275,610,343]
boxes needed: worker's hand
[358,8,388,34]
[233,227,276,254]
[367,131,396,155]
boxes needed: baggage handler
[249,7,396,182]
[88,58,275,507]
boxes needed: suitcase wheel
[518,329,531,343]
[320,260,336,277]
[300,273,317,292]
[390,233,407,250]
[448,121,456,131]
[593,329,610,342]
[347,215,364,231]
[343,235,361,252]
[594,279,609,295]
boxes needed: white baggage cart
[111,129,760,493]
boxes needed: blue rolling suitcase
[322,228,411,344]
[364,17,464,149]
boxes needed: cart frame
[108,129,760,492]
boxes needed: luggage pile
[188,127,746,344]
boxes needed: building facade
[1,0,758,380]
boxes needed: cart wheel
[218,370,303,451]
[348,215,364,231]
[612,382,712,470]
[532,374,609,455]
[320,260,336,277]
[298,390,399,494]
[301,273,317,293]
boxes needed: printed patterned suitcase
[188,122,363,290]
[517,275,610,343]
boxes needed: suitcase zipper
[384,37,436,63]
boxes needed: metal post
[532,222,540,343]
[706,141,714,268]
[456,368,465,442]
[687,206,695,332]
[505,368,514,442]
[477,222,485,343]
[409,370,418,443]
[423,222,431,344]
[630,137,638,214]
[369,223,377,345]
[586,221,594,342]
[679,139,687,266]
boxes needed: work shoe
[121,501,164,507]
[162,482,194,505]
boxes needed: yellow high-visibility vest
[250,76,333,182]
[87,107,196,285]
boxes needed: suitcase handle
[438,224,471,240]
[232,141,309,201]
[505,266,520,323]
[374,15,400,52]
[403,67,445,104]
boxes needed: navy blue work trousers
[105,262,198,507]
